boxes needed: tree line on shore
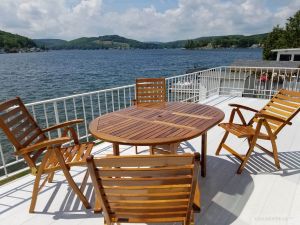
[0,30,37,53]
[184,34,266,49]
[184,10,300,60]
[1,10,299,57]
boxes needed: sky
[0,0,299,42]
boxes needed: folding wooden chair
[0,97,94,212]
[134,78,166,104]
[87,153,200,225]
[134,78,179,155]
[216,89,300,174]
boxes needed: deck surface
[1,96,300,225]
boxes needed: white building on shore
[271,48,300,61]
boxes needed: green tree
[263,10,300,59]
[263,26,286,59]
[285,10,300,48]
[185,40,197,49]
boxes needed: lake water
[0,48,262,103]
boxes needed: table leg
[113,143,120,156]
[169,142,180,154]
[150,146,154,155]
[201,132,207,177]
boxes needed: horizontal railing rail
[1,65,299,180]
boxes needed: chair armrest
[256,113,292,125]
[16,137,71,155]
[42,119,83,133]
[229,104,259,113]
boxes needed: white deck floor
[1,96,300,225]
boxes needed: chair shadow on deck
[180,141,254,225]
[226,150,300,176]
[0,168,100,220]
[45,142,255,225]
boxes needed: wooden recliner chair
[87,153,200,225]
[216,89,300,174]
[0,97,94,212]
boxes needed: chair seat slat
[267,101,295,112]
[276,93,300,103]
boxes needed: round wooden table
[89,102,224,177]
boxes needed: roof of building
[271,48,300,52]
[231,60,300,68]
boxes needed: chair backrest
[0,97,47,167]
[87,153,200,225]
[251,89,300,134]
[135,78,166,104]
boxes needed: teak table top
[89,102,225,146]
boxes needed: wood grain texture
[89,102,224,146]
[87,153,200,225]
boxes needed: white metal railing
[1,66,299,179]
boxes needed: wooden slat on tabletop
[89,102,225,145]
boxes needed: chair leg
[94,196,102,213]
[237,137,257,174]
[29,150,52,213]
[48,172,55,183]
[270,136,280,169]
[104,219,113,225]
[215,131,229,155]
[54,148,91,209]
[190,210,195,225]
[29,170,42,213]
[150,146,154,155]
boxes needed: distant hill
[0,30,36,53]
[33,33,267,50]
[183,34,268,49]
[33,39,67,49]
[34,35,162,50]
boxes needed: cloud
[0,0,299,41]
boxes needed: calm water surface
[0,48,262,103]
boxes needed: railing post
[218,67,222,95]
[269,68,275,99]
[53,102,61,136]
[81,97,89,141]
[90,94,95,120]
